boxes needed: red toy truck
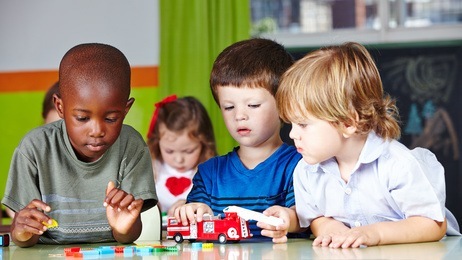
[166,211,253,244]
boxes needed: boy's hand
[258,205,290,243]
[12,199,52,243]
[167,199,186,217]
[104,181,143,235]
[314,227,379,248]
[173,202,213,226]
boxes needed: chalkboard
[288,41,462,227]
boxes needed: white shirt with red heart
[153,160,195,213]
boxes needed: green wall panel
[0,92,44,203]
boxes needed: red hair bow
[147,94,178,139]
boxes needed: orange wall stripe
[132,66,158,88]
[0,66,158,93]
[0,70,59,92]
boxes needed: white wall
[0,0,159,71]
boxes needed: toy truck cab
[167,211,252,244]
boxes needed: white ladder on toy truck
[240,218,249,238]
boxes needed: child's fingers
[105,190,142,214]
[167,204,178,217]
[185,205,198,225]
[313,235,332,247]
[173,203,211,226]
[257,218,287,234]
[104,185,128,209]
[195,207,205,222]
[312,237,321,246]
[177,205,190,226]
[168,200,186,217]
[115,194,135,211]
[15,209,50,235]
[177,204,196,226]
[173,206,181,221]
[260,227,286,238]
[263,207,289,227]
[262,205,282,218]
[343,234,365,248]
[127,199,143,211]
[19,200,53,230]
[106,181,116,196]
[320,235,334,247]
[195,204,213,223]
[272,235,288,244]
[15,219,46,235]
[256,221,274,230]
[26,199,51,213]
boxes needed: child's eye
[105,117,118,123]
[248,104,261,108]
[185,147,198,154]
[223,106,234,111]
[297,123,307,128]
[76,116,89,122]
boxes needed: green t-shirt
[2,120,157,244]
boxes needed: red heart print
[165,177,192,196]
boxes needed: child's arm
[104,181,144,243]
[172,202,213,226]
[258,205,301,243]
[10,200,53,247]
[312,216,447,248]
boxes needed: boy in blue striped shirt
[172,38,303,242]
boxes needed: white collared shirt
[294,131,460,235]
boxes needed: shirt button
[354,221,361,227]
[345,188,352,195]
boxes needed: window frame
[258,0,462,48]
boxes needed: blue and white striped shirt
[187,143,302,237]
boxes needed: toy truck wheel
[218,234,227,244]
[174,233,184,243]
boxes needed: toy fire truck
[167,208,253,244]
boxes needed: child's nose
[174,155,185,163]
[235,108,248,121]
[89,120,105,137]
[289,124,299,140]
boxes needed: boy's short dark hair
[210,38,294,104]
[59,43,131,99]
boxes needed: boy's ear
[340,111,359,138]
[53,94,65,118]
[124,97,135,116]
[340,123,357,138]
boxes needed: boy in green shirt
[2,43,157,247]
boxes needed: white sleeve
[293,160,322,228]
[387,147,445,222]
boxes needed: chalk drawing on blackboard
[382,55,459,160]
[404,103,423,135]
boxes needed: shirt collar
[358,131,388,164]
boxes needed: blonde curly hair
[277,42,400,140]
